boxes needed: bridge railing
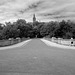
[0,38,29,47]
[51,37,75,46]
[45,37,75,46]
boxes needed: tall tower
[33,14,36,23]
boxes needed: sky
[0,0,75,23]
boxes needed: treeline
[0,19,75,40]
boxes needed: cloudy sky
[0,0,75,23]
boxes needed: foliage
[0,19,75,39]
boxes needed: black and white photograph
[0,0,75,75]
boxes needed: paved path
[0,39,75,75]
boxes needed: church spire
[33,14,36,23]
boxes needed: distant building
[33,14,36,23]
[33,14,38,27]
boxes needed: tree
[2,24,20,39]
[16,19,26,27]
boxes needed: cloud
[0,0,75,23]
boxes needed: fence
[0,38,29,47]
[51,37,75,46]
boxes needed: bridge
[0,39,75,75]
